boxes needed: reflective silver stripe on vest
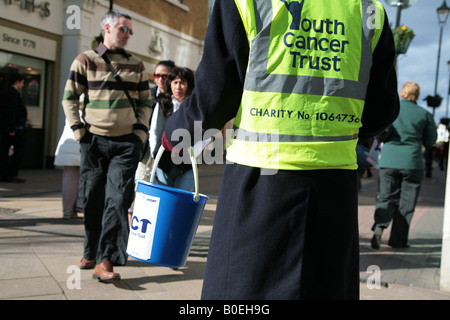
[244,0,376,101]
[233,126,359,143]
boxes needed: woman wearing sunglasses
[134,60,175,178]
[149,67,196,191]
[152,60,175,101]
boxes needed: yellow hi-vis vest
[226,0,385,170]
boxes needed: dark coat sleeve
[422,112,437,148]
[3,89,18,133]
[163,0,249,150]
[1,87,27,133]
[359,11,400,142]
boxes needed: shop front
[2,0,205,171]
[0,1,62,169]
[0,24,60,169]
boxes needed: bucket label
[126,192,160,260]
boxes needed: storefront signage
[2,32,36,48]
[0,26,56,61]
[3,0,50,17]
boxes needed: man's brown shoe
[92,260,121,283]
[78,258,95,269]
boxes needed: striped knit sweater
[62,43,152,142]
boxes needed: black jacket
[0,86,27,133]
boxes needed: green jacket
[379,99,437,170]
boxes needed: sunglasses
[154,73,168,80]
[116,25,133,36]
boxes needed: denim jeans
[155,166,194,192]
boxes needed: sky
[381,0,450,123]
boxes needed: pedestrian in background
[133,59,176,182]
[371,81,437,250]
[150,67,196,191]
[54,118,83,219]
[436,117,449,171]
[54,95,84,219]
[62,10,152,282]
[128,60,176,225]
[0,73,27,183]
[162,0,399,299]
[151,60,175,102]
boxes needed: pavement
[1,162,450,301]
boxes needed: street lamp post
[447,60,450,118]
[384,0,419,27]
[385,1,418,71]
[434,1,450,103]
[440,1,450,294]
[395,1,403,27]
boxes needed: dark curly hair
[159,67,195,117]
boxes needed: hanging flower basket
[392,26,415,54]
[424,94,443,108]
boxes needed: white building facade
[0,0,205,168]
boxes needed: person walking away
[436,118,449,171]
[161,0,399,299]
[62,10,152,282]
[371,81,437,249]
[0,73,27,183]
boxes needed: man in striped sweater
[62,10,152,282]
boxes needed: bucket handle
[150,145,201,202]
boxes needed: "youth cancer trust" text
[283,17,348,72]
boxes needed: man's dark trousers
[372,168,423,247]
[79,132,141,266]
[0,130,25,180]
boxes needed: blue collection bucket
[126,145,209,268]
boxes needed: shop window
[0,52,46,129]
